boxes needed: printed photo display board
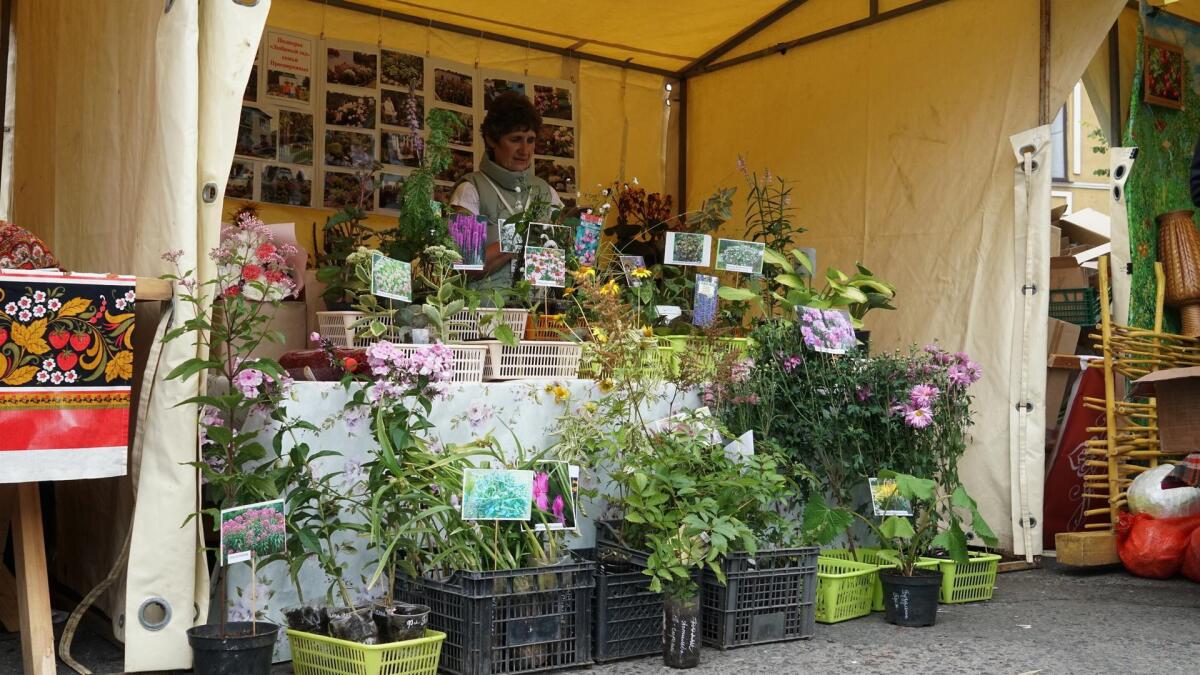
[232,28,579,215]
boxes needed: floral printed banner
[0,270,134,482]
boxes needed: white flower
[124,290,135,303]
[50,372,64,385]
[632,176,639,185]
[31,306,45,317]
[17,310,31,323]
[115,299,127,310]
[4,302,16,314]
[35,371,50,383]
[32,291,46,303]
[64,371,77,383]
[42,359,55,372]
[46,298,61,311]
[17,297,31,309]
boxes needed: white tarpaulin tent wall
[5,0,1123,668]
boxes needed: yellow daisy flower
[599,280,620,297]
[632,267,652,279]
[552,384,570,403]
[598,379,614,393]
[573,265,596,280]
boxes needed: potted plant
[839,471,997,627]
[161,210,301,674]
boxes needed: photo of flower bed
[324,129,375,168]
[484,78,526,109]
[715,238,766,274]
[226,162,253,199]
[277,110,313,165]
[220,499,285,565]
[325,91,376,129]
[381,50,423,90]
[535,159,575,193]
[534,84,573,120]
[261,166,312,207]
[434,68,473,107]
[326,47,377,88]
[323,170,373,210]
[369,251,412,302]
[437,149,476,184]
[666,232,710,266]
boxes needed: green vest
[458,157,555,291]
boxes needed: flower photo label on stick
[369,251,412,302]
[664,232,712,267]
[574,215,601,268]
[532,461,579,531]
[619,255,648,287]
[693,274,718,327]
[524,246,567,288]
[461,468,535,521]
[220,498,286,565]
[715,238,766,275]
[449,214,487,271]
[869,478,913,517]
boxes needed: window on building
[1051,105,1067,181]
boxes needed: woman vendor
[450,91,561,288]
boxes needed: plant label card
[525,222,570,249]
[499,217,521,253]
[220,498,286,565]
[524,246,567,288]
[619,255,647,287]
[449,214,487,270]
[715,239,766,275]
[645,406,722,445]
[869,478,913,517]
[574,214,602,267]
[370,251,412,302]
[723,430,754,462]
[693,274,718,327]
[796,306,856,354]
[664,232,712,267]
[461,468,535,521]
[654,305,682,323]
[532,461,580,531]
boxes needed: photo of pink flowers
[326,91,377,129]
[796,306,856,354]
[524,246,567,288]
[326,47,378,88]
[533,84,573,120]
[220,499,285,565]
[574,216,601,267]
[532,461,579,531]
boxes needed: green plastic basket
[1049,287,1100,326]
[814,556,877,624]
[288,628,446,675]
[662,336,754,378]
[935,552,1001,603]
[821,548,938,611]
[582,338,674,381]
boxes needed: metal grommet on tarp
[164,0,175,13]
[202,182,219,203]
[138,596,172,632]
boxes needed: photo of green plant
[220,498,286,565]
[460,469,534,521]
[370,251,412,302]
[664,232,712,267]
[715,238,767,274]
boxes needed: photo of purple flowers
[220,499,285,565]
[449,214,487,270]
[796,306,856,354]
[574,215,601,267]
[532,461,578,531]
[693,274,718,328]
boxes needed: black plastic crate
[584,543,664,663]
[700,547,818,649]
[396,561,595,675]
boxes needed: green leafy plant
[380,109,461,262]
[415,245,519,346]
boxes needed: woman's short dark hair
[481,91,542,146]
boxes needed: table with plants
[167,160,1002,675]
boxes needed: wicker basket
[446,308,529,342]
[482,340,582,380]
[392,344,489,383]
[316,311,405,348]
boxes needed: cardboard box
[214,300,308,362]
[1131,367,1200,454]
[1051,256,1090,290]
[1047,316,1081,355]
[1058,208,1111,247]
[1051,225,1062,256]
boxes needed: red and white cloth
[0,269,134,482]
[1164,454,1200,490]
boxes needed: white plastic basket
[482,340,582,380]
[445,308,529,342]
[316,311,405,348]
[392,344,488,383]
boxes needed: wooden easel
[0,276,172,674]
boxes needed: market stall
[2,0,1132,672]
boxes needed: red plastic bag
[1182,528,1200,583]
[1116,512,1200,579]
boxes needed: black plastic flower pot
[854,329,871,354]
[663,594,701,669]
[879,569,943,627]
[187,621,278,675]
[372,601,431,643]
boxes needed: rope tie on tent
[377,7,384,48]
[59,306,174,674]
[319,0,328,40]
